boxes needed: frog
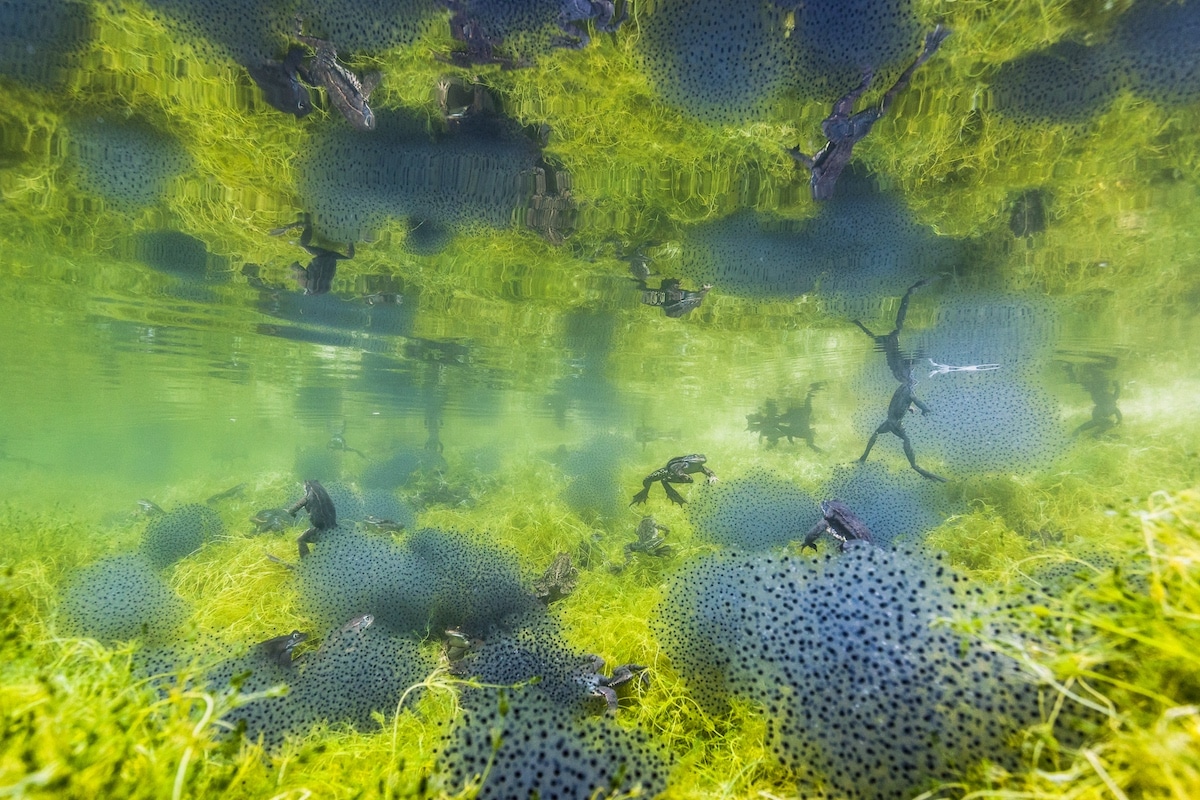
[293,19,381,131]
[631,454,717,506]
[854,279,946,482]
[136,498,166,517]
[533,552,578,604]
[254,629,309,668]
[746,382,826,451]
[789,25,950,200]
[250,507,295,534]
[574,654,647,714]
[1061,353,1122,437]
[361,515,405,534]
[634,277,712,318]
[270,212,354,296]
[555,0,628,49]
[205,482,246,504]
[287,479,338,558]
[859,377,946,482]
[327,421,366,458]
[625,516,672,559]
[246,45,312,118]
[320,613,375,655]
[443,4,526,68]
[801,500,876,551]
[443,628,480,662]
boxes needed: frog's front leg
[630,476,656,506]
[801,519,828,551]
[912,396,931,415]
[699,465,718,484]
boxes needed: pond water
[2,1,1200,799]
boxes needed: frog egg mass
[299,111,542,243]
[67,115,189,210]
[1111,0,1200,106]
[60,554,188,644]
[139,503,224,569]
[991,40,1122,125]
[0,0,92,88]
[679,178,955,300]
[297,526,537,636]
[637,0,795,124]
[658,547,1062,798]
[442,692,669,800]
[687,467,818,550]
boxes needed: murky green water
[3,0,1200,798]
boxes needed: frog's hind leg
[898,429,946,482]
[297,527,317,558]
[662,480,688,505]
[630,480,653,506]
[858,422,888,462]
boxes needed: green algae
[1,0,1200,797]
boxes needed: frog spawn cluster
[992,0,1200,123]
[638,0,924,124]
[678,174,959,301]
[657,546,1058,799]
[443,613,669,798]
[687,462,950,552]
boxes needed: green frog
[294,19,381,131]
[533,552,577,604]
[288,479,338,558]
[631,454,717,506]
[254,629,309,668]
[801,500,876,551]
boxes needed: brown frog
[533,552,577,604]
[294,19,381,130]
[801,500,875,551]
[288,479,338,558]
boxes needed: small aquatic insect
[789,25,950,200]
[631,454,718,506]
[801,500,875,551]
[288,479,337,557]
[293,18,380,131]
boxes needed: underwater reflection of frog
[271,213,354,296]
[1059,352,1123,437]
[634,277,712,318]
[746,382,826,451]
[789,25,950,201]
[855,280,946,482]
[246,46,312,118]
[293,19,381,131]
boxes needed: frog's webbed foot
[662,481,687,505]
[630,486,651,506]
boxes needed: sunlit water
[3,0,1200,797]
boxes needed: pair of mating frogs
[250,19,379,130]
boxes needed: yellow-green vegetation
[1,434,1198,798]
[2,0,1200,797]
